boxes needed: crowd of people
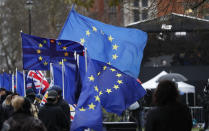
[0,80,209,131]
[0,85,71,131]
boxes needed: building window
[142,10,148,20]
[134,0,139,7]
[133,10,140,22]
[142,0,148,7]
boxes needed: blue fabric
[71,57,146,130]
[59,9,147,78]
[21,33,84,70]
[0,74,3,88]
[2,73,12,91]
[16,71,25,96]
[52,63,63,90]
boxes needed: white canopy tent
[142,71,196,105]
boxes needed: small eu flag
[21,33,84,70]
[59,8,147,78]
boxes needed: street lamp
[25,0,33,35]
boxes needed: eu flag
[59,9,147,78]
[16,71,25,96]
[21,33,84,70]
[71,57,146,130]
[51,63,63,89]
[0,74,3,88]
[3,73,12,91]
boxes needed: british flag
[26,70,49,94]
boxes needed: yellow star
[59,61,62,65]
[97,72,101,76]
[112,44,119,50]
[92,26,97,32]
[37,49,41,54]
[116,73,122,77]
[106,89,112,94]
[43,61,48,66]
[88,75,95,82]
[117,80,123,84]
[63,58,67,62]
[39,43,43,48]
[95,95,100,102]
[108,35,114,42]
[103,66,107,70]
[38,56,43,61]
[80,38,85,45]
[58,42,62,45]
[110,68,116,72]
[94,86,99,92]
[86,30,90,36]
[107,62,111,65]
[63,46,67,50]
[99,91,103,96]
[112,54,118,60]
[79,107,86,111]
[113,84,119,90]
[64,52,69,56]
[43,40,47,44]
[88,103,96,110]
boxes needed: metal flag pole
[49,63,54,88]
[77,54,79,68]
[12,72,14,93]
[85,48,87,72]
[23,70,26,97]
[62,59,65,99]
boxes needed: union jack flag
[26,70,49,94]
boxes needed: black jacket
[38,102,69,131]
[145,102,192,131]
[57,98,71,129]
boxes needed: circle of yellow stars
[79,66,123,112]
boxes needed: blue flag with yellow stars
[59,8,147,78]
[71,57,146,130]
[21,33,84,70]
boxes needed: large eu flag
[59,9,147,78]
[16,71,25,96]
[71,57,146,130]
[21,33,84,70]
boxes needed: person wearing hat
[38,90,69,131]
[49,85,71,130]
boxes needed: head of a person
[49,85,62,98]
[46,90,58,104]
[26,88,36,102]
[153,80,179,106]
[2,116,47,131]
[0,88,6,96]
[11,96,32,115]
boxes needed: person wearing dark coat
[1,96,46,131]
[145,80,192,131]
[38,90,69,131]
[50,85,71,130]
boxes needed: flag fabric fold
[21,33,84,70]
[59,9,147,78]
[71,57,146,130]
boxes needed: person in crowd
[0,88,8,105]
[49,85,71,130]
[200,82,209,131]
[1,96,46,131]
[129,99,144,131]
[2,95,14,120]
[25,88,39,118]
[38,90,69,131]
[145,80,192,131]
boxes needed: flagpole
[85,48,87,72]
[77,54,79,68]
[62,59,65,99]
[16,68,18,93]
[23,70,26,97]
[12,72,14,93]
[49,63,54,88]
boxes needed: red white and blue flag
[26,70,49,94]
